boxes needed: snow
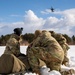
[0,45,75,75]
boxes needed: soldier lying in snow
[0,28,30,74]
[27,30,64,75]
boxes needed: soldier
[4,27,31,71]
[4,27,23,56]
[0,28,27,74]
[49,31,70,66]
[27,30,64,75]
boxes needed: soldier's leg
[46,56,62,71]
[27,47,41,73]
[47,62,61,71]
[47,61,61,71]
[27,47,47,75]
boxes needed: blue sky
[0,0,75,36]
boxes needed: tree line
[0,33,75,46]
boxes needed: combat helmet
[34,30,42,38]
[14,27,23,36]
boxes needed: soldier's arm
[7,38,20,56]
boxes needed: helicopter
[50,7,54,12]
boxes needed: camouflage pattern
[27,30,64,72]
[4,33,21,56]
[50,31,70,66]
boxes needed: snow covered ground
[0,45,75,75]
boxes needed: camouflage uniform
[27,30,64,73]
[50,31,70,66]
[4,33,21,56]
